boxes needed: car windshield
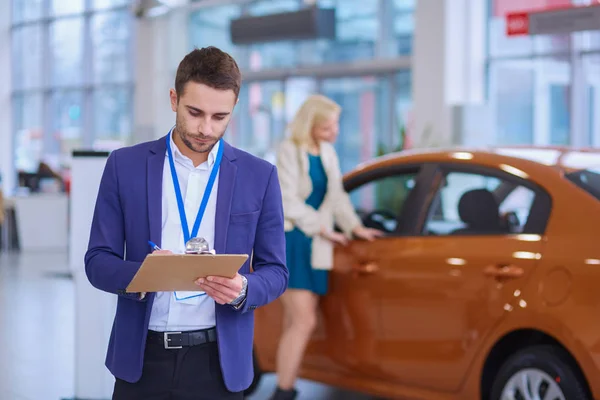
[565,168,600,201]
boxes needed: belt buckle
[164,332,182,349]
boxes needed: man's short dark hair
[174,46,242,100]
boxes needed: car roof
[491,146,600,171]
[345,145,600,181]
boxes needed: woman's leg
[274,288,319,390]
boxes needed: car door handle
[483,264,524,279]
[353,262,379,275]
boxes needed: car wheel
[243,350,263,397]
[490,345,590,400]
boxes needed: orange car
[247,146,600,400]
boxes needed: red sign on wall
[506,12,530,36]
[506,2,600,36]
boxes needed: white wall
[0,0,13,194]
[132,8,191,144]
[412,0,488,148]
[132,17,158,144]
[412,0,449,148]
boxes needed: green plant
[376,124,407,157]
[374,123,411,212]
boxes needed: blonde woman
[270,94,383,400]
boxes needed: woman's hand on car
[320,227,349,246]
[352,225,385,241]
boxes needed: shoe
[268,386,298,400]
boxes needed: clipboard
[126,253,249,293]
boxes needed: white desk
[12,193,69,252]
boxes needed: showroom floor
[0,251,372,400]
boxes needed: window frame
[342,162,437,236]
[415,162,553,237]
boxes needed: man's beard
[175,123,223,154]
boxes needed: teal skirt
[285,153,329,295]
[285,228,328,296]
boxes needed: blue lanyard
[166,132,223,245]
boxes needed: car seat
[451,188,506,235]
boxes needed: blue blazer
[84,135,288,392]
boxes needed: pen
[148,240,161,251]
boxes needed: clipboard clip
[185,249,216,255]
[184,237,215,255]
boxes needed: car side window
[423,171,536,236]
[347,172,418,234]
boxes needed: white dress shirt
[148,132,220,332]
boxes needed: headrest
[457,188,500,229]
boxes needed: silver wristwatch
[230,275,248,306]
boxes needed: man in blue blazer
[84,46,288,399]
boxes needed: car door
[330,162,551,394]
[322,163,431,378]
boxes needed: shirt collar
[168,128,220,168]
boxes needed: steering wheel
[363,210,397,232]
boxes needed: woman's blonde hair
[287,94,341,147]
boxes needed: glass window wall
[226,72,411,171]
[189,0,415,70]
[190,0,414,170]
[10,0,134,186]
[584,54,600,145]
[322,76,390,173]
[487,0,600,146]
[229,80,286,162]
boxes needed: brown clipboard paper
[126,253,249,293]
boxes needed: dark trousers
[112,333,243,400]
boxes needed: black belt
[147,328,217,349]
